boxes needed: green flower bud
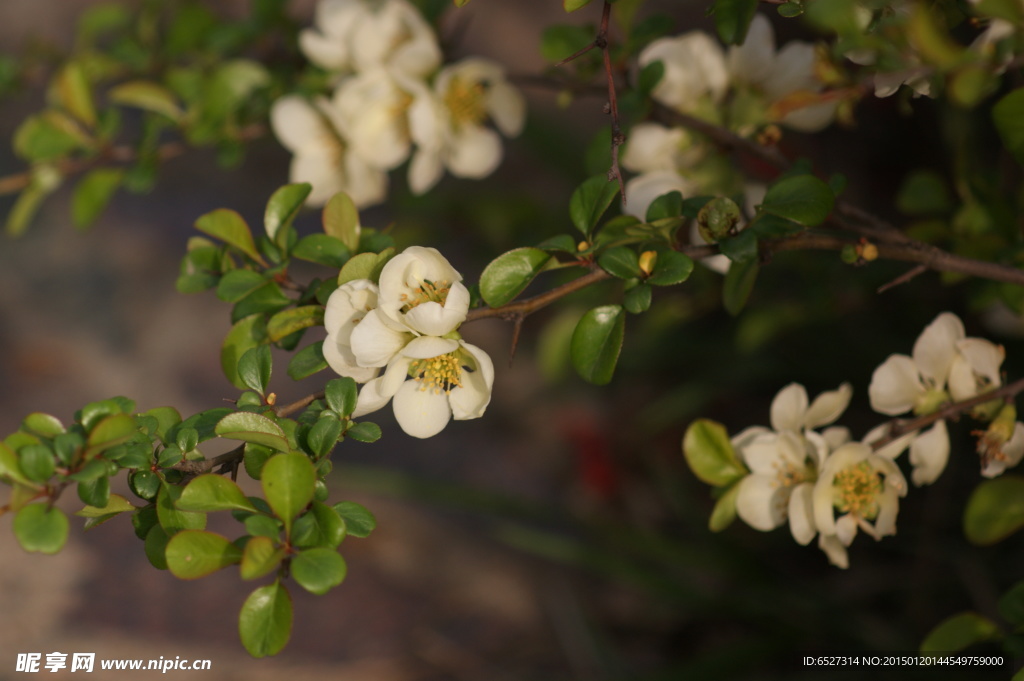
[697,197,741,244]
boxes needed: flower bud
[975,403,1017,470]
[638,250,658,276]
[696,197,741,244]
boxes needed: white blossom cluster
[271,0,525,208]
[725,312,1021,568]
[322,246,494,439]
[622,14,838,220]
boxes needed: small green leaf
[333,501,376,538]
[166,530,243,579]
[239,581,292,658]
[760,175,834,227]
[964,475,1024,545]
[722,257,759,315]
[646,249,694,286]
[13,503,69,554]
[598,246,641,279]
[195,208,263,263]
[683,419,748,486]
[322,191,361,253]
[571,305,626,385]
[291,547,347,595]
[261,453,317,534]
[144,525,170,569]
[288,342,328,380]
[217,269,267,303]
[346,422,381,443]
[71,168,122,230]
[108,80,183,121]
[623,282,652,314]
[337,248,394,285]
[709,481,741,532]
[22,413,64,438]
[178,474,258,513]
[306,417,342,459]
[479,247,553,307]
[570,175,621,237]
[222,314,268,390]
[897,170,953,216]
[157,484,207,535]
[324,377,358,417]
[292,234,350,268]
[999,581,1024,626]
[264,183,311,244]
[712,0,759,44]
[215,412,290,453]
[85,413,138,459]
[293,501,347,549]
[77,475,110,508]
[267,306,324,343]
[77,493,135,529]
[240,535,284,580]
[6,165,62,236]
[718,229,758,263]
[19,445,56,482]
[52,62,96,127]
[920,612,1000,653]
[564,0,595,11]
[238,344,272,395]
[994,88,1024,165]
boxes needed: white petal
[951,338,1004,400]
[834,513,858,546]
[781,101,839,133]
[873,484,900,537]
[770,383,809,433]
[449,342,494,420]
[402,335,460,359]
[983,422,1024,477]
[912,312,965,387]
[487,80,526,137]
[352,376,391,418]
[349,309,412,367]
[788,482,816,545]
[393,379,452,438]
[341,147,389,208]
[323,336,379,383]
[738,432,782,475]
[736,475,787,531]
[863,422,915,460]
[446,125,503,179]
[621,123,689,173]
[291,151,346,207]
[908,420,950,486]
[728,14,776,87]
[818,533,849,568]
[803,383,852,429]
[868,354,923,415]
[271,96,329,153]
[324,279,378,341]
[299,30,351,71]
[409,147,444,194]
[761,42,817,100]
[402,282,470,336]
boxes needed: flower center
[832,461,882,520]
[400,278,450,313]
[444,77,488,127]
[772,460,810,489]
[409,352,463,394]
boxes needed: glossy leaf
[293,501,347,549]
[324,377,358,417]
[306,417,342,459]
[53,62,96,127]
[264,183,311,244]
[646,250,694,286]
[722,257,758,315]
[222,314,268,390]
[216,269,266,303]
[13,503,69,554]
[215,412,290,453]
[322,191,361,252]
[239,581,292,658]
[479,247,553,307]
[267,306,324,343]
[166,530,243,579]
[598,246,640,279]
[709,481,741,532]
[760,175,834,227]
[570,176,620,237]
[261,452,317,534]
[195,208,262,263]
[21,412,64,439]
[108,80,183,121]
[240,535,284,580]
[19,445,55,482]
[964,475,1024,545]
[72,168,122,230]
[683,419,748,486]
[237,344,272,396]
[156,484,207,535]
[333,501,376,538]
[712,0,759,44]
[571,305,626,385]
[288,342,328,380]
[178,474,258,513]
[346,422,381,443]
[85,413,138,459]
[564,0,596,11]
[292,234,349,268]
[291,547,347,595]
[337,248,394,286]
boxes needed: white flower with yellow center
[270,95,387,207]
[323,279,381,384]
[331,69,424,172]
[409,58,525,194]
[376,246,471,337]
[812,442,907,568]
[733,382,853,544]
[638,31,728,117]
[299,0,441,79]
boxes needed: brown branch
[465,267,612,323]
[877,264,928,293]
[869,376,1024,452]
[274,391,325,418]
[170,444,245,476]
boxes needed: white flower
[982,423,1024,477]
[621,123,703,175]
[376,246,471,336]
[728,14,838,132]
[409,58,525,193]
[270,95,387,207]
[732,382,852,544]
[638,31,728,115]
[812,441,907,568]
[323,280,382,384]
[299,0,441,78]
[331,69,421,172]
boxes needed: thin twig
[877,264,928,293]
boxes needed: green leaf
[623,282,652,314]
[570,175,621,237]
[231,281,292,323]
[994,88,1024,165]
[22,412,64,438]
[77,475,110,508]
[333,501,376,538]
[262,452,317,534]
[897,170,953,216]
[325,377,358,417]
[683,419,748,486]
[292,234,350,268]
[144,525,170,569]
[238,344,272,395]
[108,80,183,121]
[239,582,292,658]
[337,248,394,286]
[645,190,683,222]
[77,493,135,529]
[999,581,1024,626]
[291,547,347,595]
[479,247,553,307]
[19,445,55,482]
[293,501,347,549]
[195,208,263,263]
[215,412,290,453]
[13,503,69,554]
[216,269,267,303]
[288,342,328,380]
[240,535,284,580]
[222,314,268,390]
[718,229,758,263]
[13,113,87,162]
[264,183,311,244]
[267,306,324,343]
[647,250,694,286]
[964,475,1024,545]
[722,257,758,315]
[760,175,834,227]
[178,474,258,513]
[52,62,96,127]
[564,0,595,11]
[598,246,641,279]
[166,530,243,579]
[156,484,206,535]
[709,481,741,532]
[322,191,361,253]
[920,612,1000,653]
[71,168,123,230]
[712,0,759,44]
[571,305,626,385]
[6,165,62,236]
[306,417,342,459]
[85,413,138,459]
[346,422,382,443]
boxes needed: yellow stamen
[444,76,488,127]
[832,461,882,520]
[399,279,451,314]
[408,352,464,395]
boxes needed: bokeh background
[1,1,1023,679]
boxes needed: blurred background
[1,0,1023,679]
